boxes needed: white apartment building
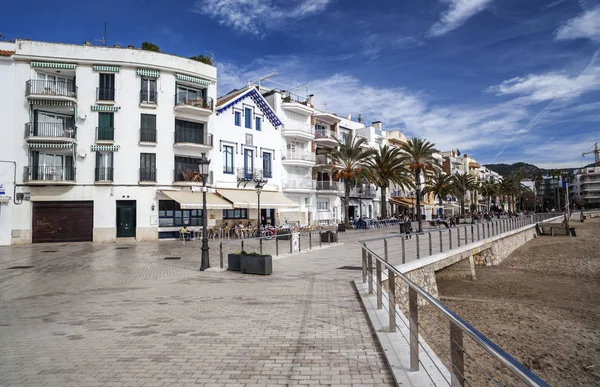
[0,39,220,244]
[571,166,600,208]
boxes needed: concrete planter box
[227,254,241,271]
[240,254,272,275]
[320,231,337,243]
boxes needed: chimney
[347,114,352,120]
[127,45,135,49]
[307,94,314,107]
[371,121,382,130]
[358,114,363,123]
[84,41,92,46]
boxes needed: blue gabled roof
[216,88,282,128]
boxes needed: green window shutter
[98,112,113,129]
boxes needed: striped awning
[137,68,160,77]
[93,65,121,73]
[91,145,119,152]
[176,73,210,86]
[31,61,77,69]
[27,142,73,149]
[91,105,120,112]
[30,100,74,107]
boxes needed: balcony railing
[96,127,114,141]
[175,92,214,110]
[281,121,314,135]
[316,180,344,191]
[25,122,76,139]
[96,87,115,101]
[25,80,77,98]
[95,167,114,182]
[140,167,156,182]
[140,128,157,143]
[315,128,334,139]
[350,187,377,198]
[24,165,75,182]
[174,128,213,147]
[140,90,157,104]
[237,168,264,181]
[282,92,311,105]
[284,152,316,162]
[282,179,316,190]
[174,169,213,184]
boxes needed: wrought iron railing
[175,92,213,110]
[24,165,75,182]
[237,168,263,181]
[25,122,76,139]
[25,80,77,98]
[96,87,115,101]
[174,128,213,146]
[357,214,562,386]
[140,90,157,104]
[140,128,157,143]
[140,167,156,182]
[95,167,114,182]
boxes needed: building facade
[571,166,600,209]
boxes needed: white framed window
[317,200,329,211]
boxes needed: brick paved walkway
[0,231,397,387]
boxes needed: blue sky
[3,0,600,168]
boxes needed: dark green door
[116,200,136,238]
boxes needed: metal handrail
[359,214,557,386]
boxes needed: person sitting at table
[436,216,449,228]
[247,221,253,228]
[179,225,191,240]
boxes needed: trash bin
[570,228,576,237]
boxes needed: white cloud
[428,0,494,37]
[487,66,600,102]
[556,7,600,41]
[194,0,330,36]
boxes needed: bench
[538,222,569,236]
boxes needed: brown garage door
[32,201,94,243]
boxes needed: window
[140,114,156,142]
[98,73,115,101]
[159,200,203,227]
[243,149,254,179]
[223,209,248,219]
[95,152,114,181]
[141,77,157,104]
[255,117,261,131]
[263,152,272,178]
[175,119,205,144]
[176,84,205,105]
[223,145,234,174]
[33,111,74,137]
[97,112,114,141]
[175,155,204,182]
[317,200,329,211]
[36,72,71,95]
[234,111,241,126]
[140,153,156,181]
[29,152,74,181]
[244,108,252,129]
[315,123,327,137]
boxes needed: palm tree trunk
[415,172,423,232]
[381,186,387,218]
[344,183,351,228]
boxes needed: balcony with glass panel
[282,151,316,167]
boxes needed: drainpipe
[0,160,21,205]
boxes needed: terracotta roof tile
[0,50,15,57]
[216,86,252,107]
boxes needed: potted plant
[228,251,272,275]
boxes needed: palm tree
[423,171,453,217]
[530,171,543,211]
[330,132,375,227]
[363,145,412,218]
[451,173,477,218]
[399,138,440,232]
[479,181,498,211]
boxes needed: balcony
[139,167,156,183]
[95,167,113,184]
[174,169,213,185]
[281,93,314,116]
[314,128,338,148]
[316,180,344,192]
[282,179,316,192]
[25,80,77,101]
[237,168,264,181]
[24,165,75,185]
[140,128,157,144]
[173,129,213,151]
[350,186,377,198]
[282,152,316,167]
[24,122,76,142]
[96,87,115,103]
[96,127,115,143]
[140,90,157,105]
[174,92,213,117]
[281,121,315,141]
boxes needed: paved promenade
[0,229,400,387]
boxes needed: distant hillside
[483,162,596,177]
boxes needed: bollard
[465,226,468,244]
[388,270,396,332]
[319,228,322,248]
[260,238,263,255]
[289,237,292,254]
[439,230,443,252]
[241,240,244,251]
[477,224,480,241]
[376,259,382,310]
[328,231,331,245]
[409,287,419,372]
[220,241,224,269]
[471,225,474,243]
[384,239,389,263]
[309,232,312,250]
[367,253,373,294]
[299,234,301,253]
[416,234,420,259]
[450,321,465,387]
[428,232,432,256]
[401,237,406,264]
[449,229,453,249]
[361,245,367,283]
[457,227,461,247]
[276,236,279,257]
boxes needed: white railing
[282,121,314,135]
[316,180,344,191]
[284,152,316,162]
[282,179,316,190]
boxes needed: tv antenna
[96,22,107,46]
[247,72,278,89]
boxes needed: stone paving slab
[0,230,400,387]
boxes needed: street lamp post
[358,185,363,218]
[257,186,262,230]
[198,153,211,271]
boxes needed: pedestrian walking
[404,215,412,239]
